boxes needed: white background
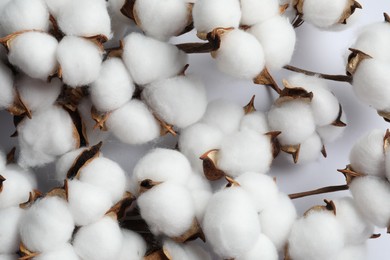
[0,0,389,258]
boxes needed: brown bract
[331,104,347,127]
[19,190,43,209]
[0,175,5,193]
[303,199,337,217]
[253,68,282,95]
[171,218,205,243]
[338,0,362,24]
[7,88,32,119]
[19,243,40,260]
[0,29,44,51]
[106,192,136,221]
[281,144,301,164]
[274,80,313,107]
[337,164,366,185]
[200,149,226,181]
[66,142,102,180]
[153,114,176,137]
[139,179,163,194]
[144,249,170,260]
[243,95,256,115]
[265,131,282,159]
[346,48,372,76]
[177,27,224,54]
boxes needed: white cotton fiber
[132,148,192,192]
[122,33,188,85]
[134,0,190,40]
[193,0,241,34]
[142,76,207,128]
[179,123,224,172]
[118,229,146,260]
[298,133,323,163]
[349,129,386,177]
[55,148,86,182]
[350,176,390,227]
[57,36,103,87]
[288,210,345,260]
[0,254,18,260]
[0,0,49,35]
[16,76,62,112]
[73,216,123,260]
[334,244,367,260]
[8,32,58,80]
[0,62,15,110]
[0,165,37,209]
[106,99,160,145]
[57,0,111,37]
[268,100,316,145]
[184,241,212,260]
[90,58,135,112]
[259,193,297,250]
[138,182,196,237]
[20,196,75,252]
[236,234,278,260]
[316,110,347,143]
[34,243,80,260]
[79,157,126,203]
[44,0,68,17]
[201,99,245,135]
[186,174,212,221]
[249,16,296,70]
[163,239,188,259]
[234,172,279,212]
[302,0,350,28]
[67,180,113,226]
[202,187,261,259]
[352,58,390,111]
[17,105,78,168]
[0,207,24,254]
[240,0,279,26]
[215,29,265,79]
[239,111,269,133]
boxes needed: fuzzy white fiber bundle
[57,36,103,87]
[34,243,80,260]
[240,0,279,26]
[298,133,323,163]
[268,101,316,145]
[249,16,296,70]
[352,59,390,111]
[239,111,269,133]
[73,216,123,260]
[0,0,49,35]
[185,174,212,221]
[215,29,265,79]
[0,62,15,110]
[0,207,24,254]
[349,129,386,177]
[142,76,207,128]
[79,157,126,203]
[20,196,75,252]
[350,176,390,227]
[106,99,160,145]
[236,234,278,260]
[138,182,196,237]
[57,0,111,37]
[217,130,273,176]
[316,111,346,143]
[118,229,146,260]
[193,0,240,34]
[163,240,212,260]
[8,32,58,80]
[43,0,68,17]
[202,187,261,258]
[122,33,188,85]
[55,148,86,182]
[179,123,224,172]
[201,99,244,135]
[302,0,350,28]
[134,0,189,40]
[334,244,367,260]
[17,105,77,168]
[90,58,134,112]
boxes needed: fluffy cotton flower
[34,243,79,260]
[302,0,350,28]
[239,111,269,133]
[240,0,279,26]
[236,234,278,260]
[118,229,146,260]
[298,133,323,163]
[0,207,24,254]
[0,62,15,110]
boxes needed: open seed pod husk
[0,175,5,192]
[19,190,43,209]
[6,147,16,164]
[266,131,282,158]
[281,144,301,164]
[253,68,282,94]
[243,95,256,114]
[171,218,205,243]
[83,34,108,51]
[338,0,362,24]
[46,182,68,200]
[346,48,372,76]
[0,29,44,51]
[303,199,337,217]
[378,110,390,123]
[177,27,224,54]
[153,114,177,136]
[64,107,88,148]
[331,104,347,127]
[337,164,366,185]
[200,149,226,181]
[105,41,124,59]
[19,242,40,260]
[49,14,64,40]
[145,249,170,260]
[274,79,313,106]
[225,176,240,188]
[57,86,87,112]
[91,106,111,131]
[7,89,32,119]
[384,12,390,23]
[207,27,233,56]
[383,129,390,151]
[105,192,135,221]
[139,179,163,194]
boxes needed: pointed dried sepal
[84,35,108,52]
[64,108,88,148]
[178,64,190,76]
[292,0,304,14]
[323,199,337,215]
[370,233,381,239]
[0,175,5,192]
[0,29,43,51]
[67,142,103,180]
[384,13,390,23]
[105,41,124,59]
[48,65,63,82]
[91,106,111,131]
[154,115,177,136]
[284,244,292,260]
[200,149,226,181]
[145,249,170,260]
[274,80,313,106]
[225,176,240,188]
[175,3,194,37]
[338,0,362,25]
[346,48,372,76]
[46,187,67,200]
[7,90,32,119]
[19,190,43,209]
[331,104,347,127]
[337,164,366,185]
[303,201,336,217]
[281,144,301,164]
[106,192,135,221]
[6,147,16,164]
[120,0,136,21]
[383,129,390,152]
[280,3,289,14]
[265,131,281,158]
[57,86,87,112]
[19,243,40,260]
[321,145,327,158]
[171,218,205,243]
[253,68,282,94]
[139,179,163,194]
[378,110,390,124]
[176,27,224,54]
[243,95,256,114]
[49,14,63,40]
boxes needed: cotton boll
[236,234,278,260]
[239,111,269,133]
[234,172,278,212]
[350,176,390,227]
[349,129,386,177]
[73,216,122,260]
[90,58,134,112]
[67,180,113,226]
[118,229,146,260]
[20,196,75,253]
[57,36,103,87]
[0,0,49,35]
[79,157,126,203]
[217,130,273,176]
[0,165,37,209]
[249,16,296,70]
[215,29,265,79]
[192,0,241,34]
[106,99,160,145]
[332,197,374,245]
[202,187,261,258]
[17,106,78,168]
[138,182,196,237]
[16,76,62,112]
[0,207,24,254]
[122,33,188,85]
[302,0,350,28]
[57,0,111,37]
[268,101,316,145]
[142,76,207,128]
[334,244,367,260]
[259,193,297,250]
[316,111,347,143]
[55,148,86,181]
[34,243,80,260]
[298,133,323,163]
[352,59,390,111]
[288,210,345,260]
[201,99,245,135]
[240,0,279,26]
[0,62,15,110]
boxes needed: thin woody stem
[289,184,349,199]
[283,65,353,83]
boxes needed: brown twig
[289,184,349,199]
[283,65,353,83]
